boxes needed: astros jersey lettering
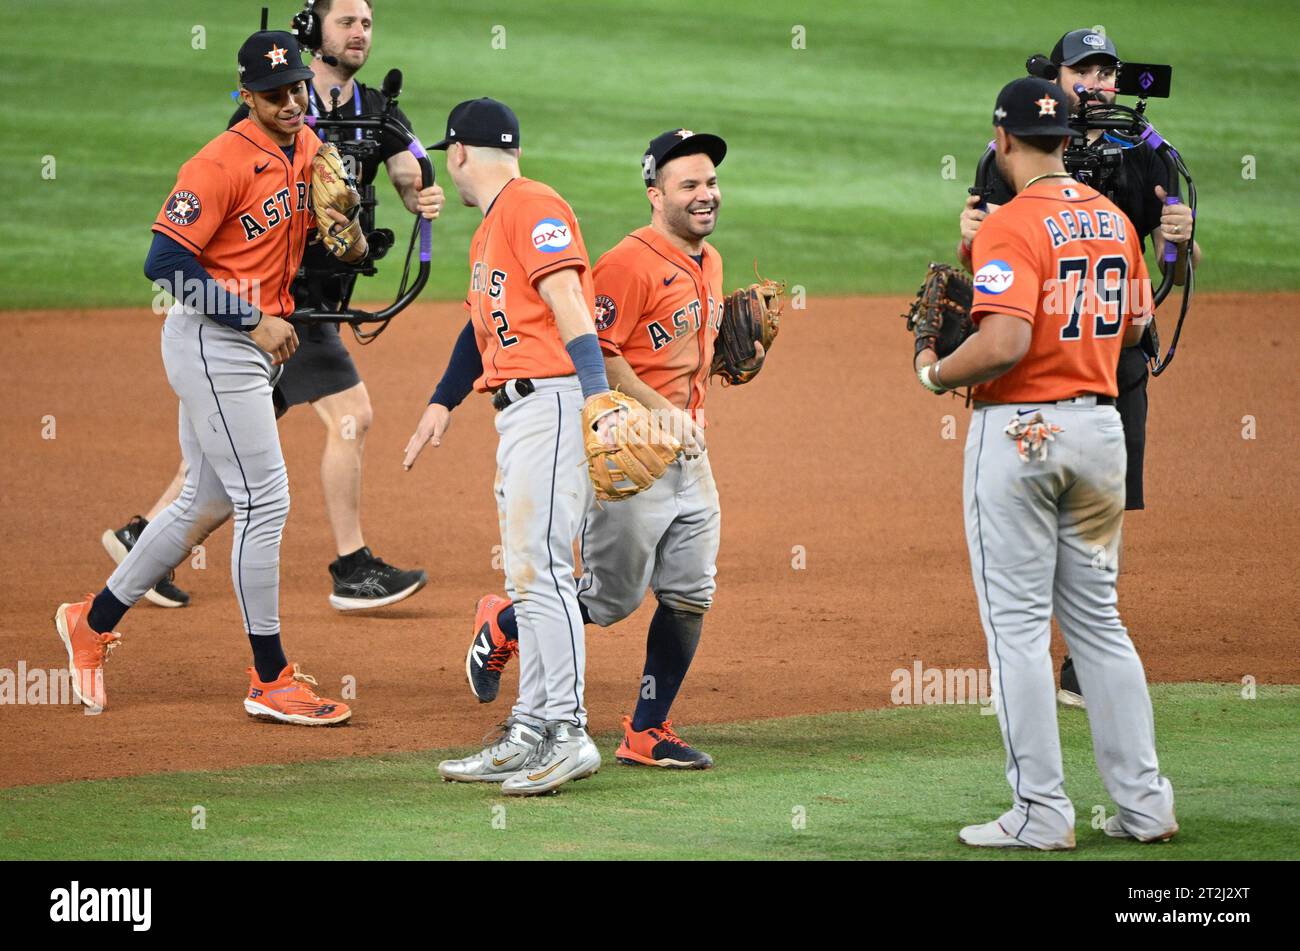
[969,178,1152,404]
[467,178,594,390]
[152,118,320,317]
[593,226,723,413]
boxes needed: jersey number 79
[1057,255,1128,341]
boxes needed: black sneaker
[100,516,191,608]
[1057,655,1085,709]
[328,547,427,611]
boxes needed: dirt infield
[1,295,1296,788]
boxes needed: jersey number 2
[491,310,519,348]
[1058,255,1127,340]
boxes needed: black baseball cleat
[149,570,191,608]
[328,547,427,611]
[1057,655,1085,709]
[100,516,191,608]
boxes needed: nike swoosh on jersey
[663,274,677,286]
[254,162,270,174]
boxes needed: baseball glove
[711,279,784,386]
[903,262,975,359]
[581,391,681,502]
[310,143,364,258]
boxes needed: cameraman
[231,0,443,609]
[957,28,1202,707]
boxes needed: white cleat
[1104,814,1178,843]
[1056,688,1086,709]
[959,819,1075,851]
[439,719,544,783]
[501,721,601,796]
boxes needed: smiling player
[56,32,358,725]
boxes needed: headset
[291,1,324,52]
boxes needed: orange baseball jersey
[467,178,594,391]
[969,177,1152,403]
[593,226,723,413]
[152,118,320,318]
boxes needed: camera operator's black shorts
[1116,345,1149,511]
[272,320,362,418]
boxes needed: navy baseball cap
[642,129,727,186]
[993,77,1072,137]
[431,98,521,150]
[238,31,315,92]
[1050,29,1120,66]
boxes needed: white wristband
[917,362,946,394]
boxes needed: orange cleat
[615,715,714,769]
[54,594,122,713]
[244,663,352,726]
[466,594,517,703]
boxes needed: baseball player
[458,129,732,770]
[101,0,442,613]
[918,78,1176,849]
[55,32,356,724]
[959,29,1203,709]
[403,98,622,795]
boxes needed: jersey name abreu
[1043,206,1128,248]
[152,119,320,318]
[466,178,594,390]
[593,226,724,413]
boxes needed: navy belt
[975,393,1116,410]
[1056,394,1116,406]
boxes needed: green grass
[5,0,1299,309]
[2,684,1296,860]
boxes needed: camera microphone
[1026,54,1059,81]
[382,68,403,100]
[1074,82,1100,106]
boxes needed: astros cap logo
[265,45,288,67]
[1035,96,1058,117]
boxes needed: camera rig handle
[293,109,434,342]
[1132,122,1196,375]
[970,141,996,212]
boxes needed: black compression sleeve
[429,320,483,409]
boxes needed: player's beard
[665,200,718,243]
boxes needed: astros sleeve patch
[592,260,647,354]
[152,158,232,255]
